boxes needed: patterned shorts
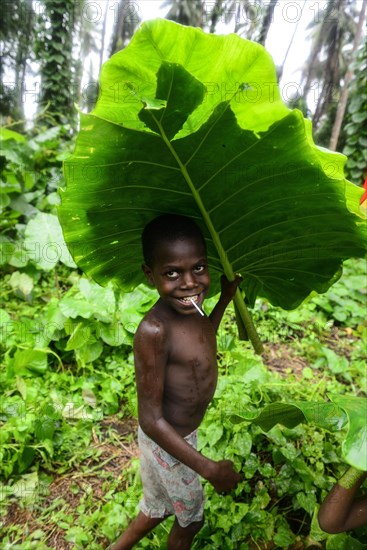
[138,426,204,528]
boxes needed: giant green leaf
[240,394,366,470]
[58,19,366,351]
[329,394,367,471]
[250,401,348,433]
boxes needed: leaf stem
[154,116,263,354]
[233,290,263,354]
[339,466,366,489]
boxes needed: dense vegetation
[1,126,366,548]
[1,2,366,548]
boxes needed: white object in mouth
[189,297,205,316]
[179,294,199,303]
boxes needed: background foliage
[1,127,366,548]
[1,1,366,548]
[342,41,367,185]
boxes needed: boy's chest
[164,319,218,401]
[168,317,217,366]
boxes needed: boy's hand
[209,274,243,332]
[206,459,243,493]
[220,274,242,302]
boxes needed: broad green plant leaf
[329,394,367,471]
[5,471,39,502]
[65,321,91,351]
[12,349,48,375]
[24,212,76,270]
[0,128,26,142]
[242,395,366,470]
[250,401,348,432]
[60,277,115,321]
[9,271,34,300]
[98,321,129,346]
[59,19,366,351]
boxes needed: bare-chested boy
[111,214,242,550]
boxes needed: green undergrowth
[2,121,366,549]
[0,259,366,549]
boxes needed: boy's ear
[142,264,155,287]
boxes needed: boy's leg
[110,511,167,550]
[167,517,204,550]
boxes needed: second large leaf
[59,19,366,309]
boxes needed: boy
[111,214,242,550]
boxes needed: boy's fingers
[220,274,242,284]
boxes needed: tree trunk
[302,0,344,104]
[37,0,76,126]
[257,1,276,46]
[329,0,367,151]
[109,0,141,56]
[109,0,124,55]
[312,21,342,129]
[99,0,109,72]
[209,0,223,33]
[1,0,34,128]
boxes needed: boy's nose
[181,273,197,288]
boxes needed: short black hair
[142,214,206,267]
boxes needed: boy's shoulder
[135,302,169,339]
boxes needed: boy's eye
[194,264,206,274]
[165,270,179,279]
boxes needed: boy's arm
[209,275,242,333]
[134,319,242,492]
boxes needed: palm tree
[161,0,267,39]
[329,0,367,151]
[211,0,265,39]
[109,0,141,55]
[0,0,35,127]
[257,0,277,45]
[301,0,359,131]
[161,0,203,27]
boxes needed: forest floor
[0,294,366,550]
[2,417,139,550]
[2,333,353,550]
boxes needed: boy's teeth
[181,295,198,303]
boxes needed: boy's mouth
[177,294,200,304]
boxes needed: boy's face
[143,236,210,315]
